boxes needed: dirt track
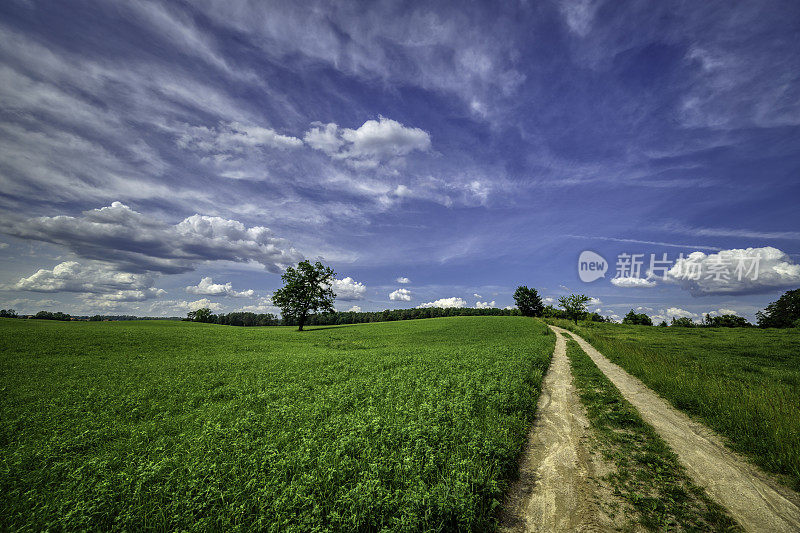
[553,325,800,533]
[499,330,622,531]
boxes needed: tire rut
[500,330,621,532]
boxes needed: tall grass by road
[550,319,800,491]
[0,316,553,531]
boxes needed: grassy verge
[565,338,739,531]
[0,316,553,531]
[548,318,800,491]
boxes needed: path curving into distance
[500,329,615,531]
[552,325,800,533]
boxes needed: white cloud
[666,307,698,319]
[4,202,302,274]
[186,277,254,298]
[560,0,599,36]
[0,242,8,249]
[346,305,362,313]
[303,122,344,155]
[239,297,278,314]
[177,121,302,153]
[389,288,412,301]
[544,297,555,303]
[718,308,739,316]
[150,298,223,315]
[13,261,165,302]
[588,297,602,305]
[664,247,800,295]
[611,277,657,288]
[331,277,367,301]
[305,117,430,168]
[417,297,467,308]
[475,300,496,308]
[396,276,411,284]
[473,293,482,298]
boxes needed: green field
[0,316,554,531]
[551,320,800,491]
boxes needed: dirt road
[553,325,800,533]
[499,330,621,531]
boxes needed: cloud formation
[417,297,467,308]
[4,202,302,274]
[13,261,165,303]
[611,277,658,288]
[396,277,411,284]
[177,121,303,153]
[305,117,430,168]
[664,247,800,295]
[186,277,255,298]
[389,288,412,301]
[331,277,367,301]
[475,300,495,308]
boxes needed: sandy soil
[499,330,625,532]
[554,325,800,533]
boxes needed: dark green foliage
[658,320,668,327]
[670,317,696,327]
[0,309,17,318]
[557,294,591,324]
[273,260,336,331]
[757,288,800,328]
[703,314,751,328]
[622,309,653,326]
[0,316,554,531]
[565,339,738,531]
[187,307,215,323]
[33,310,72,321]
[215,311,279,326]
[512,286,544,317]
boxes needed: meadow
[0,316,554,531]
[550,319,800,491]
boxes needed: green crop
[0,316,553,531]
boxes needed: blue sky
[1,0,799,322]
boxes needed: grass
[564,337,739,531]
[550,319,800,491]
[0,316,554,531]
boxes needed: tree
[658,320,668,327]
[272,260,336,331]
[756,288,800,328]
[703,313,751,328]
[513,286,544,317]
[670,316,695,327]
[188,308,214,323]
[622,309,653,326]
[558,294,591,324]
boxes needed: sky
[0,0,799,322]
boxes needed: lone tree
[558,294,591,324]
[756,288,800,328]
[513,286,544,317]
[272,260,336,331]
